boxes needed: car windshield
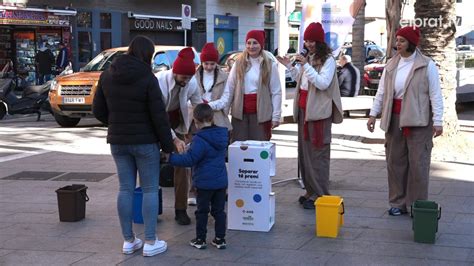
[82,51,124,72]
[156,50,201,66]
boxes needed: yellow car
[49,45,199,127]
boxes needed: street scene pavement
[0,107,473,265]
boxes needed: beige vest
[293,58,343,124]
[231,59,273,123]
[380,50,432,132]
[195,66,232,130]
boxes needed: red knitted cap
[173,47,196,76]
[396,26,420,46]
[246,30,265,47]
[304,22,325,43]
[200,42,219,63]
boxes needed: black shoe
[211,237,226,249]
[302,199,315,209]
[388,207,407,216]
[190,238,207,249]
[175,210,191,225]
[298,196,307,204]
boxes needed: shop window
[100,13,112,29]
[77,11,92,28]
[264,6,275,23]
[100,32,111,51]
[78,31,93,63]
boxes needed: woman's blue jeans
[111,143,160,242]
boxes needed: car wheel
[53,113,81,127]
[0,103,6,120]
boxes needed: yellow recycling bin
[315,195,345,238]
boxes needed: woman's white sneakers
[143,240,168,257]
[122,238,143,255]
[123,238,167,257]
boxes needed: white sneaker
[188,197,197,206]
[122,238,143,254]
[143,239,167,257]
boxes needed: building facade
[1,0,276,73]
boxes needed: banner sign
[300,0,363,56]
[0,10,70,26]
[130,19,182,31]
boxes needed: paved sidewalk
[0,115,473,265]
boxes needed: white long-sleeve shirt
[201,70,214,103]
[225,55,282,121]
[202,70,230,111]
[369,52,443,126]
[287,55,337,91]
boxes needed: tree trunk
[415,0,458,138]
[352,1,366,95]
[385,0,402,59]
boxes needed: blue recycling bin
[133,187,162,224]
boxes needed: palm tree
[414,0,458,138]
[351,1,366,95]
[385,0,402,59]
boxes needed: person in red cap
[155,47,202,225]
[225,29,282,141]
[367,26,443,216]
[276,22,343,209]
[195,42,231,131]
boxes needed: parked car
[49,45,200,127]
[218,50,297,87]
[363,56,386,95]
[339,41,385,64]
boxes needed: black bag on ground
[160,162,174,187]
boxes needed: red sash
[243,93,257,114]
[298,89,308,109]
[392,99,410,137]
[299,89,324,148]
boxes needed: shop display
[14,32,36,85]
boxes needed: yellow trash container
[315,195,345,238]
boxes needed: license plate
[63,97,85,104]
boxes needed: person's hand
[433,126,443,138]
[271,121,280,129]
[367,116,376,133]
[173,138,186,154]
[276,55,291,66]
[294,54,307,65]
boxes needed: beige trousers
[231,114,271,142]
[297,108,332,201]
[385,114,433,211]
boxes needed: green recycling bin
[411,200,441,244]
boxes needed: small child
[167,103,228,249]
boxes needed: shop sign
[288,11,301,22]
[0,10,70,26]
[214,15,238,30]
[131,19,182,31]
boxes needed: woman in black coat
[93,35,173,257]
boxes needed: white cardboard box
[227,141,276,232]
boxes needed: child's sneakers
[143,239,167,257]
[122,237,143,254]
[211,237,226,249]
[189,238,207,249]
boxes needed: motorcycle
[0,61,72,121]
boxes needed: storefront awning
[128,12,197,22]
[0,5,77,16]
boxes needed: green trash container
[411,200,441,244]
